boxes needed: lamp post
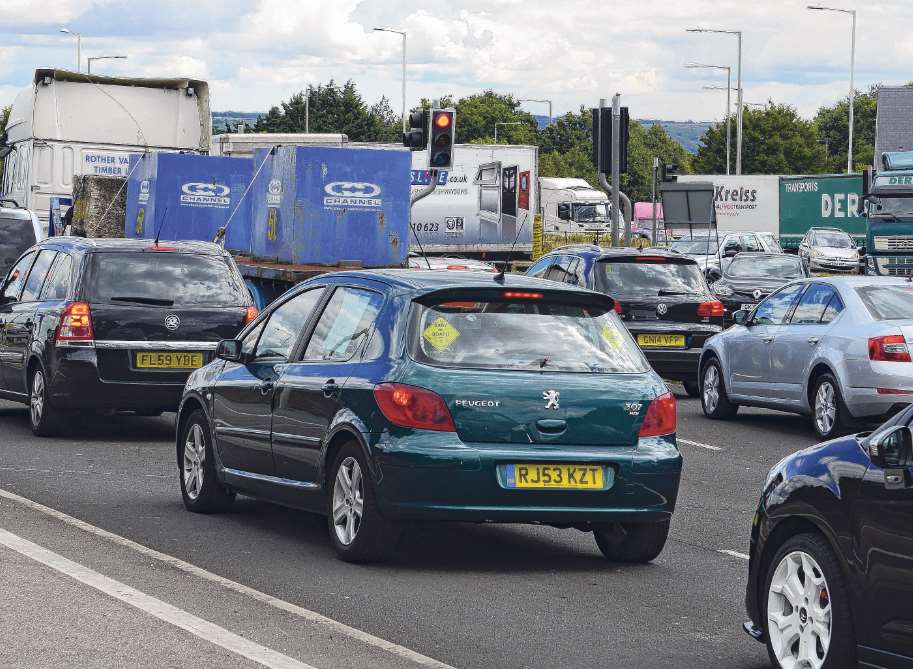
[687,63,732,175]
[374,27,407,134]
[59,28,81,73]
[687,28,743,174]
[808,5,856,173]
[494,122,523,143]
[518,98,553,125]
[87,55,127,74]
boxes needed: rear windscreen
[0,215,37,275]
[84,252,248,307]
[595,259,705,296]
[409,296,648,374]
[857,285,913,320]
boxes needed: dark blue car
[176,270,682,563]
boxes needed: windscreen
[84,252,248,307]
[409,296,648,374]
[857,285,913,320]
[595,259,706,296]
[572,203,609,224]
[726,255,803,279]
[813,231,853,248]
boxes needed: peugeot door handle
[259,381,274,395]
[807,337,820,345]
[322,380,341,397]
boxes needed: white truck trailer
[539,177,610,234]
[0,68,211,227]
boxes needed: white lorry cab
[539,177,611,234]
[0,68,211,227]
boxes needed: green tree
[440,91,538,144]
[813,85,888,172]
[694,103,828,175]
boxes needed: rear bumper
[642,347,703,383]
[372,433,682,523]
[844,386,913,420]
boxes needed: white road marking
[0,487,455,669]
[717,549,750,560]
[678,438,723,452]
[0,527,315,669]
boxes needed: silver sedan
[698,276,913,438]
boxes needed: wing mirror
[869,425,913,487]
[557,203,571,221]
[724,245,741,258]
[732,309,750,326]
[216,339,244,363]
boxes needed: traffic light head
[429,108,456,168]
[403,109,428,150]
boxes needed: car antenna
[409,224,432,270]
[153,205,168,247]
[495,211,530,283]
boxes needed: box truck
[0,69,211,228]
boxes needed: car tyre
[593,519,670,563]
[178,410,235,513]
[762,533,854,669]
[327,442,399,563]
[811,373,852,439]
[29,366,69,437]
[682,380,701,398]
[700,357,738,419]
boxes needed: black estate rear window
[84,252,248,307]
[595,258,705,297]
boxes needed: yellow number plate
[637,334,686,348]
[135,351,204,369]
[503,464,606,490]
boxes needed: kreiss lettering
[714,186,758,203]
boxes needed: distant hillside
[640,119,713,154]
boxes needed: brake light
[868,335,911,362]
[613,300,623,314]
[446,264,469,271]
[243,306,259,325]
[373,383,456,432]
[148,245,177,251]
[639,392,676,438]
[502,291,543,299]
[56,302,94,342]
[637,256,667,262]
[697,300,725,318]
[876,388,913,395]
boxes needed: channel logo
[180,182,231,208]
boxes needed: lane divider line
[717,549,750,560]
[0,487,455,669]
[0,527,315,669]
[678,438,723,452]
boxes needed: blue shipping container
[124,152,253,250]
[248,145,411,267]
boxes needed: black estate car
[744,406,913,668]
[0,237,256,435]
[527,246,724,396]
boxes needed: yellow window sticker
[423,317,461,352]
[601,323,624,350]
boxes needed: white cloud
[0,0,113,23]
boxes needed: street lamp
[808,5,856,173]
[519,98,553,125]
[374,27,407,134]
[687,27,743,174]
[687,62,732,175]
[494,122,522,143]
[87,55,127,74]
[59,28,81,73]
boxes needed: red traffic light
[433,113,452,129]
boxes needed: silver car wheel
[332,456,364,546]
[767,550,832,669]
[30,370,44,427]
[814,382,836,435]
[703,364,720,413]
[183,423,206,501]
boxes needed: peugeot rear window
[857,285,913,320]
[595,258,705,297]
[84,252,248,307]
[408,295,648,374]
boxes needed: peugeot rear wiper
[109,296,175,306]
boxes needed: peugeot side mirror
[557,203,571,221]
[869,425,913,475]
[733,309,750,326]
[216,339,244,362]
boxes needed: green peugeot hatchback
[177,270,682,562]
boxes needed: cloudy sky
[0,0,909,122]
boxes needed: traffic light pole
[597,96,632,247]
[411,169,439,205]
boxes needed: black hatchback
[0,238,256,435]
[527,246,724,396]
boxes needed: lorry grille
[876,256,913,276]
[874,235,913,251]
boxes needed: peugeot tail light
[639,392,677,438]
[373,383,456,432]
